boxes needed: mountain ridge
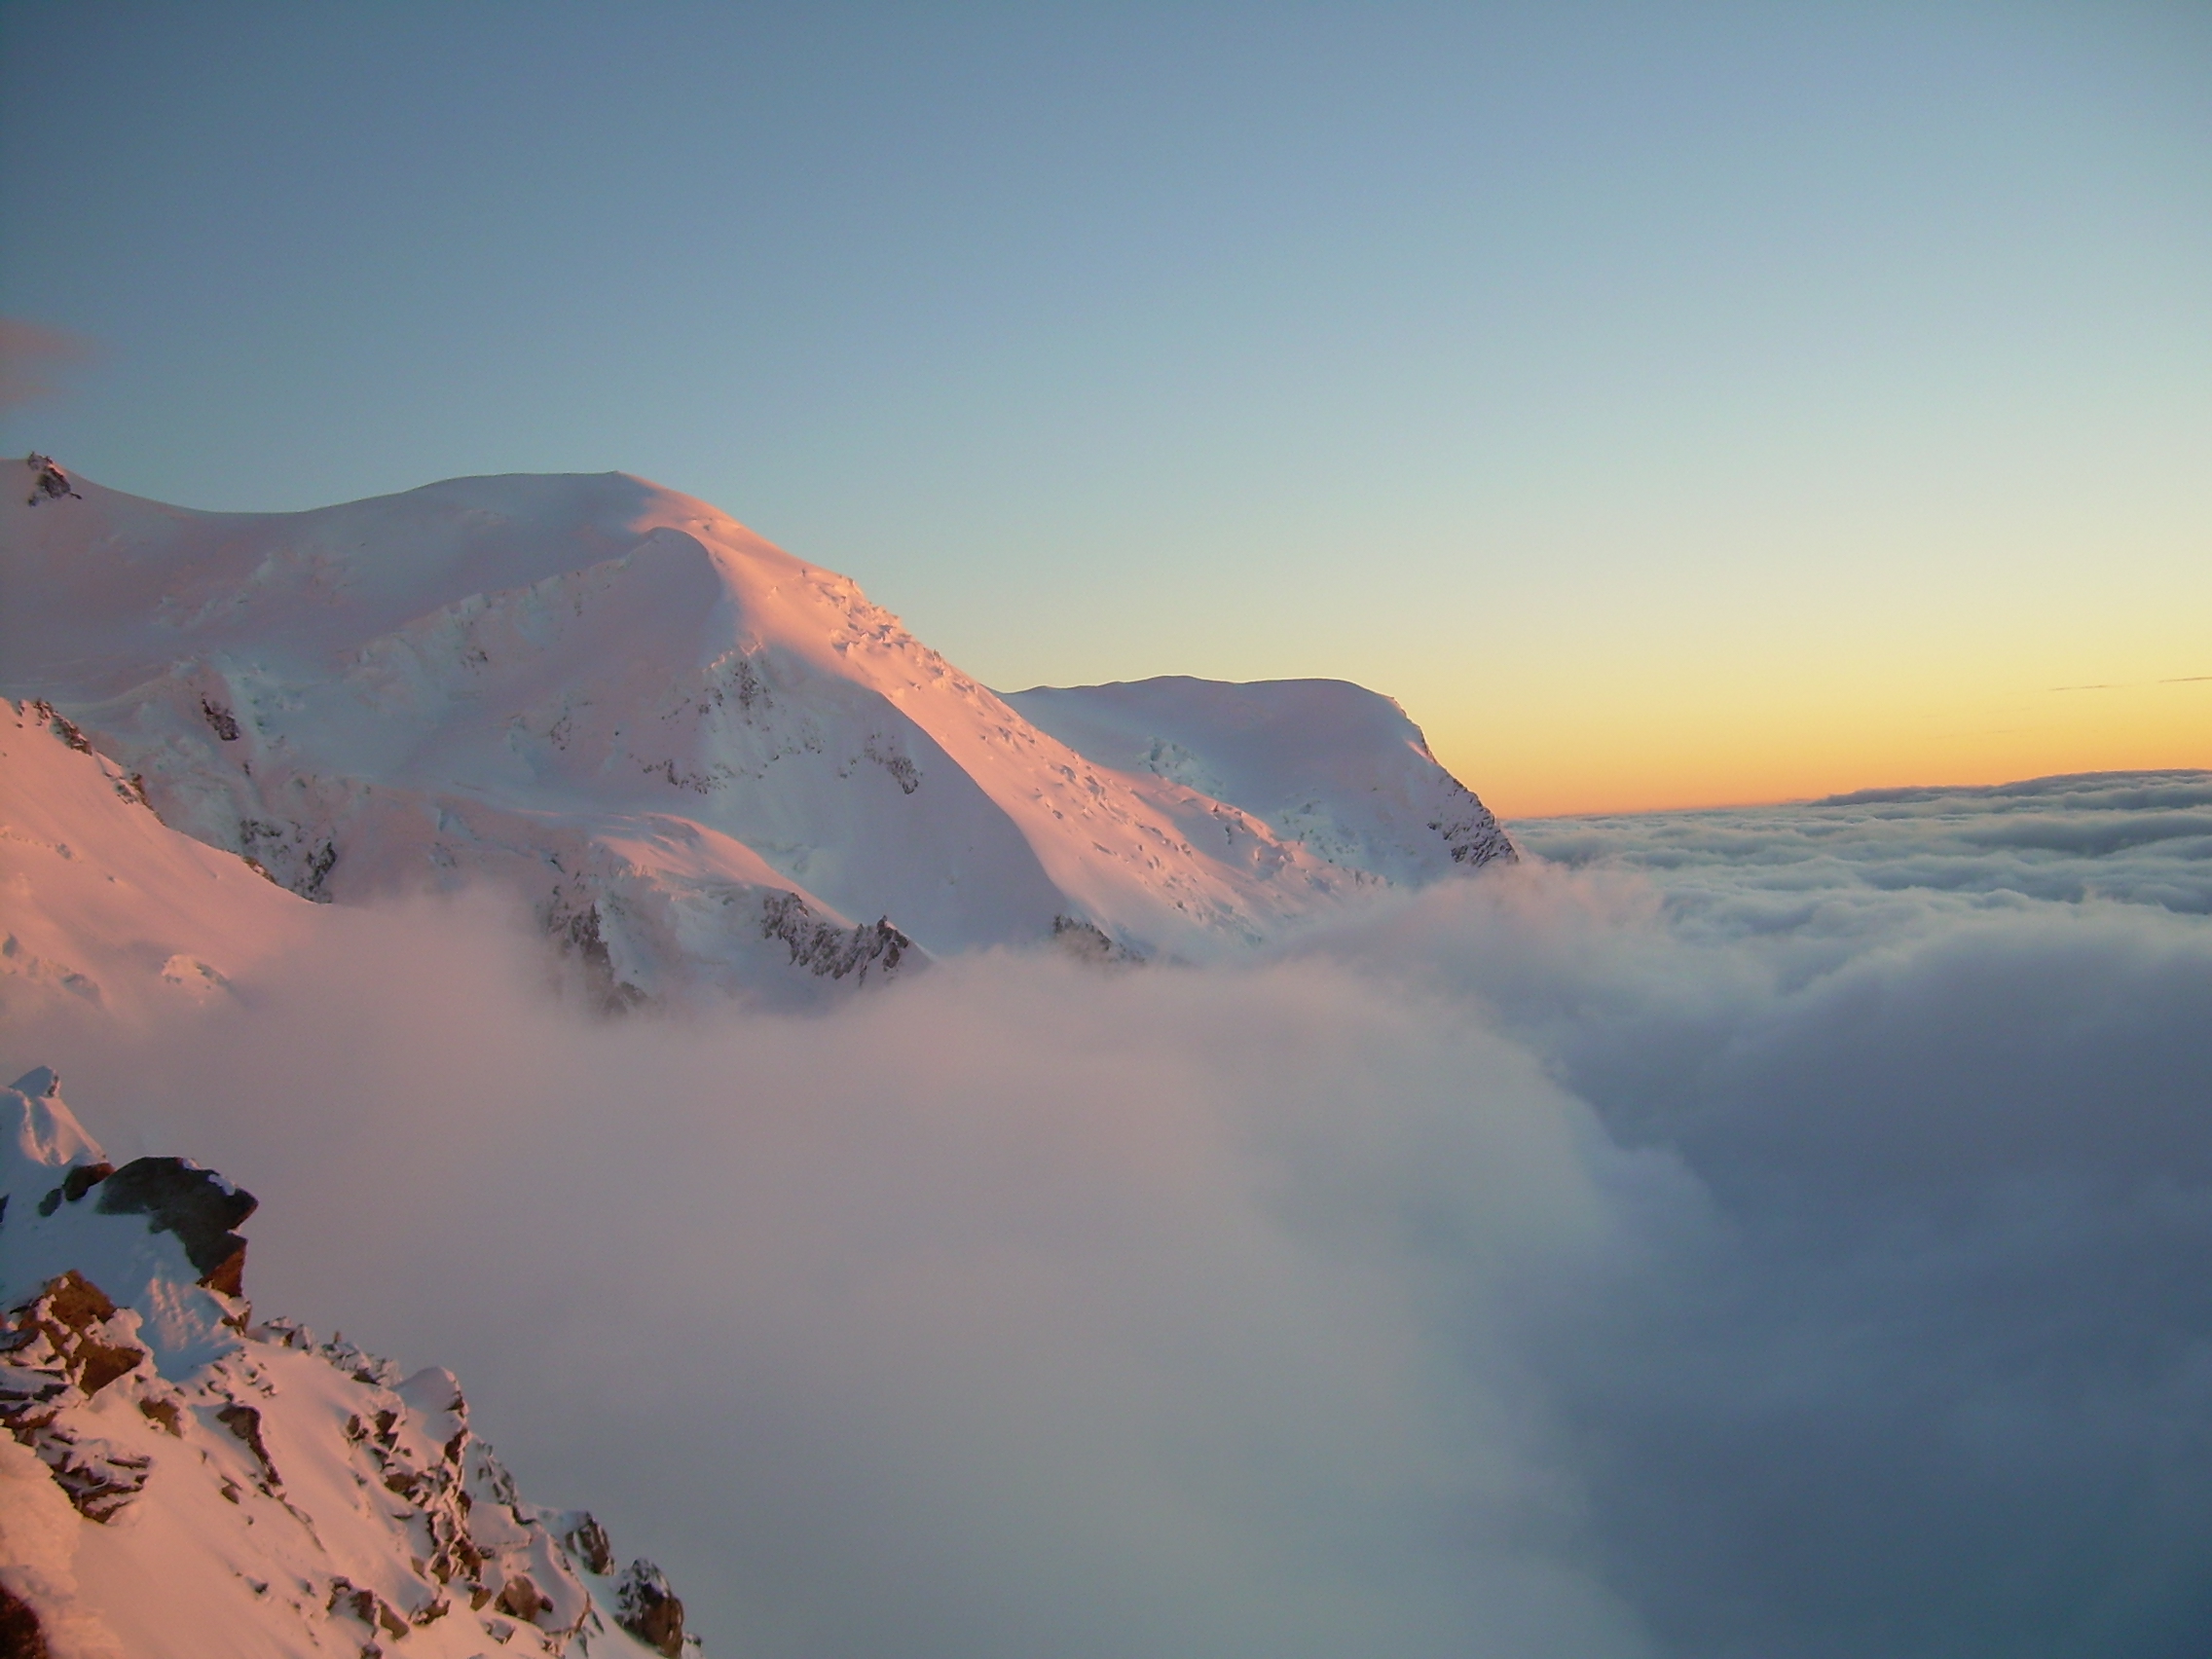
[0,1063,695,1658]
[3,456,1512,1004]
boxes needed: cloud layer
[15,775,2212,1658]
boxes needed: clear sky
[3,1,2206,816]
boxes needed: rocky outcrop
[1051,914,1148,967]
[1427,776,1518,868]
[0,1067,700,1657]
[761,890,910,982]
[0,1272,157,1522]
[92,1157,257,1297]
[612,1562,686,1657]
[22,454,79,507]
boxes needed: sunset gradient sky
[3,2,2205,816]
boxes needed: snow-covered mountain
[0,1064,694,1658]
[2,457,1511,1002]
[0,456,1520,1652]
[1007,677,1515,885]
[0,699,322,1020]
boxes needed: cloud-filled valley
[22,774,2212,1658]
[8,6,2206,1646]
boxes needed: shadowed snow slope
[1,462,1509,1000]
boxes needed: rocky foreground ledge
[0,1066,695,1659]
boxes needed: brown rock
[217,1402,282,1490]
[1,1272,144,1397]
[92,1158,257,1294]
[495,1574,548,1623]
[613,1561,686,1658]
[0,1583,51,1658]
[562,1512,614,1575]
[30,1426,152,1522]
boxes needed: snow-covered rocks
[22,453,80,507]
[2,465,1512,1002]
[0,1067,696,1657]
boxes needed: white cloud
[12,776,2212,1657]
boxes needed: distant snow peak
[0,1069,700,1658]
[1006,676,1517,883]
[2,465,1515,1003]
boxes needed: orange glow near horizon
[1425,676,2212,822]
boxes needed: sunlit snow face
[19,773,2212,1659]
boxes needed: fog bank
[15,778,2212,1658]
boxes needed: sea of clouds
[17,770,2212,1659]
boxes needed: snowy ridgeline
[0,457,1511,1008]
[0,1065,695,1659]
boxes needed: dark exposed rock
[760,890,910,982]
[59,1162,113,1204]
[0,1272,143,1398]
[328,1579,409,1641]
[1426,777,1518,867]
[23,452,79,506]
[201,698,242,742]
[218,1401,282,1491]
[93,1157,257,1295]
[613,1560,686,1657]
[32,1160,111,1219]
[862,735,921,793]
[236,818,339,902]
[548,898,645,1013]
[562,1511,614,1574]
[495,1574,548,1623]
[22,700,92,756]
[1051,914,1147,967]
[0,1583,50,1658]
[0,1276,160,1521]
[29,1425,152,1522]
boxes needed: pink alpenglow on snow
[0,461,1512,1007]
[0,1065,695,1659]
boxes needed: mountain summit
[2,460,1510,1002]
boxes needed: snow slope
[2,457,1510,998]
[0,700,320,1020]
[0,1066,697,1658]
[1007,676,1514,885]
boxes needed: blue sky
[4,2,2207,811]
